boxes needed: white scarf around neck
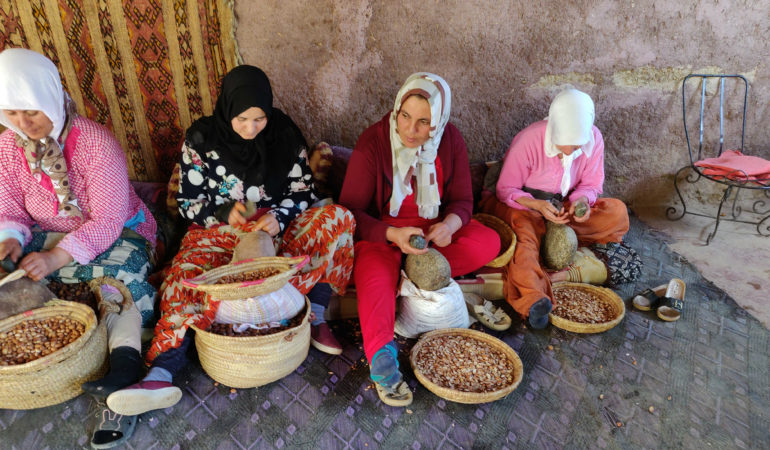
[388,72,451,219]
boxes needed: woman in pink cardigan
[480,88,629,329]
[339,73,500,406]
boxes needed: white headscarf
[389,72,451,219]
[0,48,82,218]
[543,88,595,197]
[0,48,67,140]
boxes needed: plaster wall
[234,0,770,210]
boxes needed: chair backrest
[682,74,748,166]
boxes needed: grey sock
[310,302,326,326]
[143,366,173,383]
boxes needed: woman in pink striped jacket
[0,48,156,449]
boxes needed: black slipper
[632,283,667,311]
[88,401,137,449]
[656,296,684,321]
[657,279,686,322]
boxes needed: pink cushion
[694,150,770,184]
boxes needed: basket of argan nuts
[183,255,309,300]
[410,328,523,404]
[191,297,311,388]
[549,282,625,333]
[0,300,107,409]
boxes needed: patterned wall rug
[0,0,240,182]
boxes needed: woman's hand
[517,197,568,223]
[386,226,429,255]
[227,202,247,226]
[534,199,569,224]
[0,238,22,262]
[425,222,452,247]
[253,213,280,237]
[19,248,73,281]
[569,197,591,223]
[425,213,462,247]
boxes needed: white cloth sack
[394,271,470,338]
[214,281,305,325]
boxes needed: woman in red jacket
[339,73,500,406]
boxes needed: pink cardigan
[496,120,605,210]
[0,116,156,264]
[339,113,473,243]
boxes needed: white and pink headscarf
[388,72,452,219]
[0,48,82,218]
[543,88,596,197]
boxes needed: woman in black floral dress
[107,66,355,416]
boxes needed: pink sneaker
[311,323,342,355]
[106,381,182,416]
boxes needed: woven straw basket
[183,255,309,301]
[549,282,626,333]
[473,214,516,268]
[410,328,523,404]
[191,297,311,388]
[0,300,107,409]
[89,276,137,317]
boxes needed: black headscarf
[186,65,307,199]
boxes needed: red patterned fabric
[145,204,355,364]
[58,1,112,126]
[121,1,184,177]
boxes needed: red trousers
[480,196,629,319]
[355,219,500,361]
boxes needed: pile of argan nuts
[47,280,98,314]
[216,267,282,284]
[552,288,614,323]
[208,307,306,337]
[0,317,85,365]
[414,335,516,393]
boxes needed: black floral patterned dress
[176,137,317,231]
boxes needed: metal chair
[667,74,770,244]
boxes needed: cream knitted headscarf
[543,88,595,197]
[388,72,451,219]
